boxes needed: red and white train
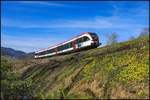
[34,32,101,59]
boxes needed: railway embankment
[1,36,149,99]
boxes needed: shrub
[1,57,40,100]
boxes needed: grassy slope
[15,36,149,99]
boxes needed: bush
[1,57,40,100]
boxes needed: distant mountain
[1,47,26,57]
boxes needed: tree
[130,36,135,40]
[138,27,149,38]
[106,32,118,45]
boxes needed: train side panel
[34,32,100,59]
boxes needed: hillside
[15,52,34,60]
[1,47,26,57]
[7,36,150,99]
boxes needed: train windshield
[89,33,98,40]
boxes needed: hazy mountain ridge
[1,47,26,57]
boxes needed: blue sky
[1,1,149,53]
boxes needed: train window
[62,42,73,49]
[72,42,73,47]
[60,46,62,50]
[47,50,50,53]
[38,49,55,56]
[67,43,69,49]
[92,35,97,40]
[49,49,52,53]
[70,42,73,47]
[83,36,90,42]
[83,37,86,42]
[62,45,64,50]
[58,46,61,51]
[48,49,52,53]
[64,44,66,49]
[78,39,80,44]
[90,33,97,40]
[43,51,46,55]
[40,52,44,55]
[79,38,82,43]
[63,45,65,49]
[68,42,70,48]
[58,46,60,51]
[65,44,67,49]
[75,37,84,44]
[61,45,63,50]
[82,37,85,42]
[63,45,65,50]
[78,38,82,43]
[44,51,48,54]
[52,49,55,52]
[81,37,84,42]
[57,47,59,51]
[61,46,63,50]
[47,49,54,53]
[65,44,68,49]
[58,45,65,51]
[66,43,69,48]
[75,39,78,44]
[75,38,80,44]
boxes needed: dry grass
[89,80,103,98]
[68,81,89,96]
[110,83,132,99]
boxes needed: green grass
[18,36,149,99]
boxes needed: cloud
[2,1,148,29]
[2,15,147,30]
[113,1,149,17]
[1,34,67,53]
[14,1,67,7]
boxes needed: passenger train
[34,32,101,59]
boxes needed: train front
[89,32,101,47]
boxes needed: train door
[55,47,58,55]
[77,38,83,49]
[73,40,76,51]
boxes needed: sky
[1,1,149,53]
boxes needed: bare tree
[106,32,118,45]
[130,36,135,40]
[138,27,149,38]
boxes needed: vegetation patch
[2,36,149,99]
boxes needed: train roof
[35,32,90,53]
